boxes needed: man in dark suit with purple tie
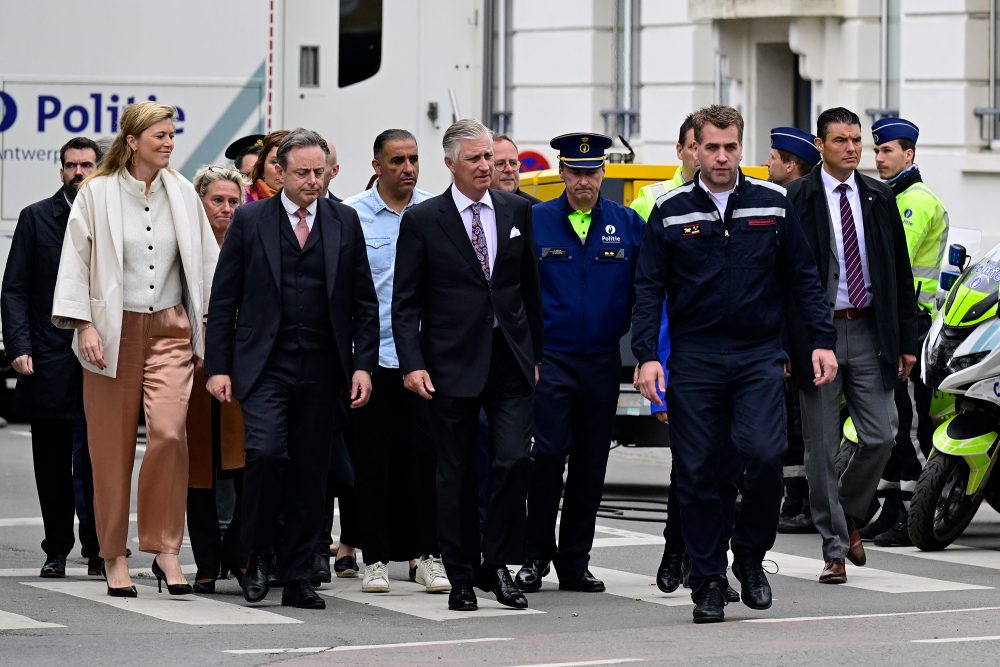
[392,118,543,612]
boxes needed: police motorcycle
[906,243,1000,551]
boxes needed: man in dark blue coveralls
[514,132,644,594]
[633,105,838,624]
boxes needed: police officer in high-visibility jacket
[514,133,644,595]
[630,114,698,221]
[865,117,949,546]
[633,105,837,623]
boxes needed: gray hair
[193,164,249,198]
[276,128,330,169]
[442,119,492,161]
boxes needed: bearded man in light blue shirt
[340,129,445,594]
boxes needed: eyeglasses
[493,159,521,170]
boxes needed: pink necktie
[836,184,868,308]
[294,207,309,249]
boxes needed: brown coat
[186,376,245,489]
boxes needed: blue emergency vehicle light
[939,270,959,292]
[948,244,968,270]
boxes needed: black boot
[859,491,901,540]
[692,582,726,624]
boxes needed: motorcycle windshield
[942,247,1000,329]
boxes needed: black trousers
[668,348,787,597]
[31,417,99,559]
[187,475,245,581]
[432,330,533,584]
[240,353,340,584]
[525,349,619,573]
[351,366,438,564]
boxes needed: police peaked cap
[224,134,266,160]
[769,127,821,167]
[872,117,919,146]
[550,132,613,169]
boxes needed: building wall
[505,0,999,255]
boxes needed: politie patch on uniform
[904,208,913,218]
[681,223,701,237]
[747,217,776,227]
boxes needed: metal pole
[991,0,997,145]
[497,0,508,134]
[880,0,888,109]
[622,0,633,139]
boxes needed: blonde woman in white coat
[52,102,218,597]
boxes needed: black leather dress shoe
[310,553,332,587]
[656,551,683,593]
[732,562,772,610]
[558,568,605,592]
[692,581,726,624]
[448,583,478,611]
[478,566,528,609]
[777,512,818,534]
[514,559,550,592]
[281,580,326,609]
[243,554,270,603]
[40,555,66,578]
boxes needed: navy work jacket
[631,171,835,362]
[533,192,644,354]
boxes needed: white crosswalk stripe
[761,551,991,593]
[4,543,998,628]
[867,544,1000,571]
[317,576,544,620]
[23,581,301,625]
[0,609,63,630]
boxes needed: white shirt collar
[280,189,318,218]
[450,183,493,213]
[696,175,735,199]
[820,166,858,194]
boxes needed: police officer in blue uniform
[514,133,645,594]
[633,105,837,623]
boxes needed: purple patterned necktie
[470,202,491,280]
[836,183,868,308]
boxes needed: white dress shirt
[280,190,317,232]
[820,168,873,309]
[451,183,497,276]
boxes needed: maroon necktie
[293,207,309,249]
[470,202,491,280]
[836,184,868,308]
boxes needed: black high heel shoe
[101,561,137,598]
[152,557,193,595]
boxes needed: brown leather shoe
[818,558,847,584]
[845,517,867,567]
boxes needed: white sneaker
[361,561,390,593]
[415,556,451,593]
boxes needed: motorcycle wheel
[908,454,983,551]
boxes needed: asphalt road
[2,425,999,666]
